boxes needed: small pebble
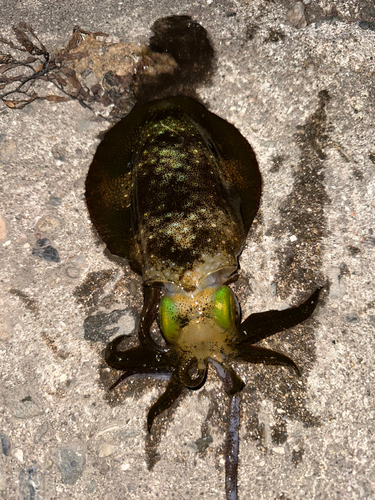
[345,313,359,323]
[56,446,86,485]
[36,216,60,232]
[43,245,60,262]
[262,140,276,148]
[32,245,60,263]
[1,434,10,455]
[49,196,62,206]
[87,479,96,493]
[98,443,116,458]
[14,449,23,462]
[287,2,307,29]
[66,266,81,279]
[36,238,50,247]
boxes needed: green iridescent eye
[159,295,180,341]
[213,286,234,330]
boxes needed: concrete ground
[0,1,375,499]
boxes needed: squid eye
[213,286,235,330]
[159,296,180,341]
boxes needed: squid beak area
[176,353,246,395]
[178,356,208,389]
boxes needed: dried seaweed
[0,24,142,120]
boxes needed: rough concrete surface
[0,1,375,499]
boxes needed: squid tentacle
[234,345,301,375]
[105,343,171,373]
[147,374,183,433]
[138,285,168,352]
[109,370,172,391]
[237,287,322,345]
[225,393,241,500]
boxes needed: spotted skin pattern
[86,95,321,500]
[86,96,260,288]
[135,114,244,289]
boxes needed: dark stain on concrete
[9,288,39,317]
[273,90,330,298]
